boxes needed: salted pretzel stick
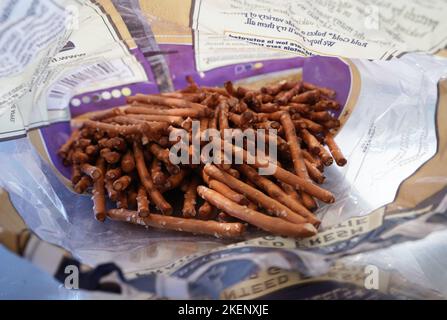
[136,185,150,217]
[150,158,167,185]
[85,145,98,156]
[204,164,306,224]
[325,132,347,166]
[218,100,230,134]
[74,176,92,194]
[313,100,340,111]
[76,138,91,149]
[308,111,333,123]
[198,186,316,238]
[303,82,336,98]
[125,106,207,118]
[105,179,118,201]
[121,150,135,173]
[300,128,323,155]
[89,107,123,121]
[198,201,214,220]
[238,164,320,226]
[148,143,180,175]
[220,137,334,202]
[201,93,220,108]
[72,165,82,185]
[83,120,148,137]
[208,179,249,205]
[92,158,106,222]
[302,150,324,172]
[130,94,210,112]
[80,163,102,181]
[280,112,308,178]
[304,159,325,184]
[133,141,172,215]
[127,188,138,209]
[280,181,302,202]
[291,90,320,104]
[182,176,199,218]
[261,80,287,96]
[105,116,169,133]
[100,149,121,164]
[105,167,122,180]
[160,92,206,102]
[287,103,310,114]
[107,208,245,238]
[125,114,184,126]
[58,130,80,159]
[72,149,89,164]
[159,169,188,192]
[112,175,132,191]
[228,112,253,128]
[294,118,325,134]
[116,192,128,209]
[321,119,340,129]
[276,82,302,105]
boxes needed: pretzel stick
[104,116,169,134]
[291,90,320,104]
[72,165,82,185]
[108,208,245,238]
[300,128,323,155]
[304,159,325,184]
[313,100,340,111]
[208,179,249,205]
[83,120,148,137]
[116,192,128,209]
[198,201,215,220]
[151,158,167,185]
[133,141,172,215]
[302,149,324,171]
[85,145,98,156]
[238,164,320,226]
[112,175,132,191]
[280,112,308,178]
[80,163,102,181]
[149,143,180,175]
[307,111,332,123]
[58,130,80,159]
[275,82,302,105]
[136,185,150,217]
[127,188,138,209]
[221,137,335,202]
[182,176,199,218]
[128,94,210,113]
[89,107,123,121]
[197,186,316,238]
[125,106,208,118]
[100,148,121,164]
[74,176,92,194]
[159,169,188,192]
[105,167,122,180]
[105,179,118,201]
[125,114,184,126]
[92,158,106,222]
[204,164,306,224]
[325,132,347,166]
[121,150,135,173]
[72,149,89,164]
[303,82,336,98]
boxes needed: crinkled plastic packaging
[1,0,447,299]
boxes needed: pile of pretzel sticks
[59,77,346,239]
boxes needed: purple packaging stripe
[302,56,351,117]
[159,44,306,89]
